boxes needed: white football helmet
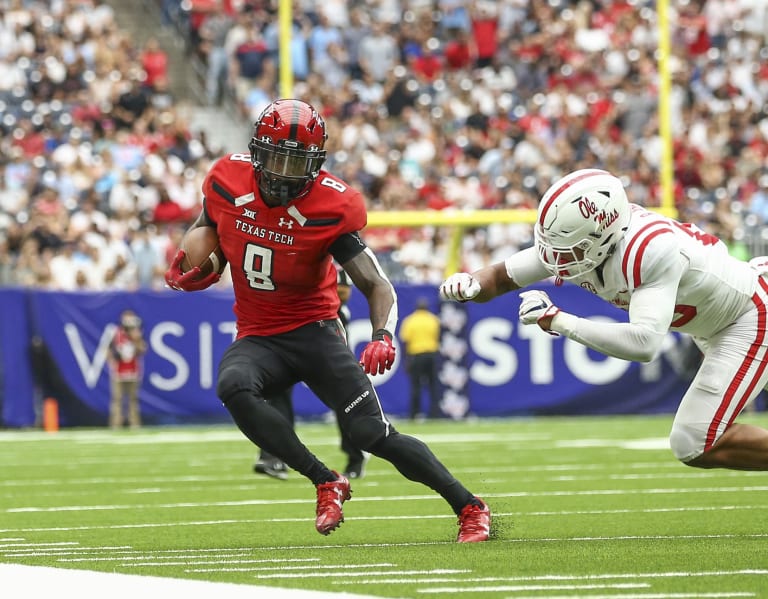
[534,169,631,279]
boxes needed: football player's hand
[519,290,560,335]
[359,329,396,375]
[439,273,481,302]
[164,249,221,292]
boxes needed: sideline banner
[0,284,691,427]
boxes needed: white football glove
[518,290,561,335]
[440,273,481,302]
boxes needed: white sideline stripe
[127,562,396,570]
[3,534,768,558]
[3,546,297,557]
[63,557,320,564]
[0,541,78,548]
[417,593,753,598]
[418,583,650,593]
[0,563,382,599]
[249,569,470,580]
[447,595,754,599]
[2,504,763,535]
[333,569,768,585]
[3,534,768,559]
[0,429,544,444]
[555,438,668,449]
[8,486,768,513]
[0,462,688,485]
[0,519,252,533]
[4,467,755,493]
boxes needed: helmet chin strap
[258,174,295,207]
[258,172,314,207]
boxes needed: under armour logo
[278,217,294,228]
[242,208,257,220]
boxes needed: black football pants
[217,320,475,513]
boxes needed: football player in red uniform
[165,99,490,542]
[254,266,369,481]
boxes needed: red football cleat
[315,471,351,535]
[456,498,491,543]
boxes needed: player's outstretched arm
[440,262,520,303]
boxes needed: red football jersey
[203,153,367,337]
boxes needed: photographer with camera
[108,309,147,429]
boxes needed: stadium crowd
[1,0,768,290]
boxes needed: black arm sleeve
[329,231,366,265]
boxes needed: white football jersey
[505,202,768,460]
[571,204,756,338]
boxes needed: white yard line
[6,485,768,513]
[416,593,754,598]
[0,563,384,599]
[332,569,768,585]
[417,583,652,593]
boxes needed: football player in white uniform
[440,169,768,470]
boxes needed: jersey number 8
[243,243,275,290]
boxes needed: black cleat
[253,457,289,480]
[343,453,369,479]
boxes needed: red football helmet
[249,99,327,206]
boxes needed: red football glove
[164,249,221,292]
[359,329,396,375]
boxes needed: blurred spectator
[399,297,442,420]
[3,0,768,294]
[108,309,147,429]
[112,78,150,130]
[140,37,169,93]
[748,174,768,224]
[231,23,274,113]
[358,21,399,83]
[307,11,342,70]
[152,185,189,224]
[469,1,499,69]
[410,39,444,84]
[199,2,234,105]
[186,0,220,55]
[0,235,14,286]
[263,6,312,83]
[130,228,165,289]
[342,6,370,80]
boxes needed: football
[180,226,227,277]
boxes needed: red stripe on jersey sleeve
[621,220,672,286]
[629,228,673,287]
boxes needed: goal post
[367,0,677,279]
[367,209,536,276]
[367,205,679,277]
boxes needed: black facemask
[258,173,308,207]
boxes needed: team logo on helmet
[535,169,631,280]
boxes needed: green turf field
[1,413,767,597]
